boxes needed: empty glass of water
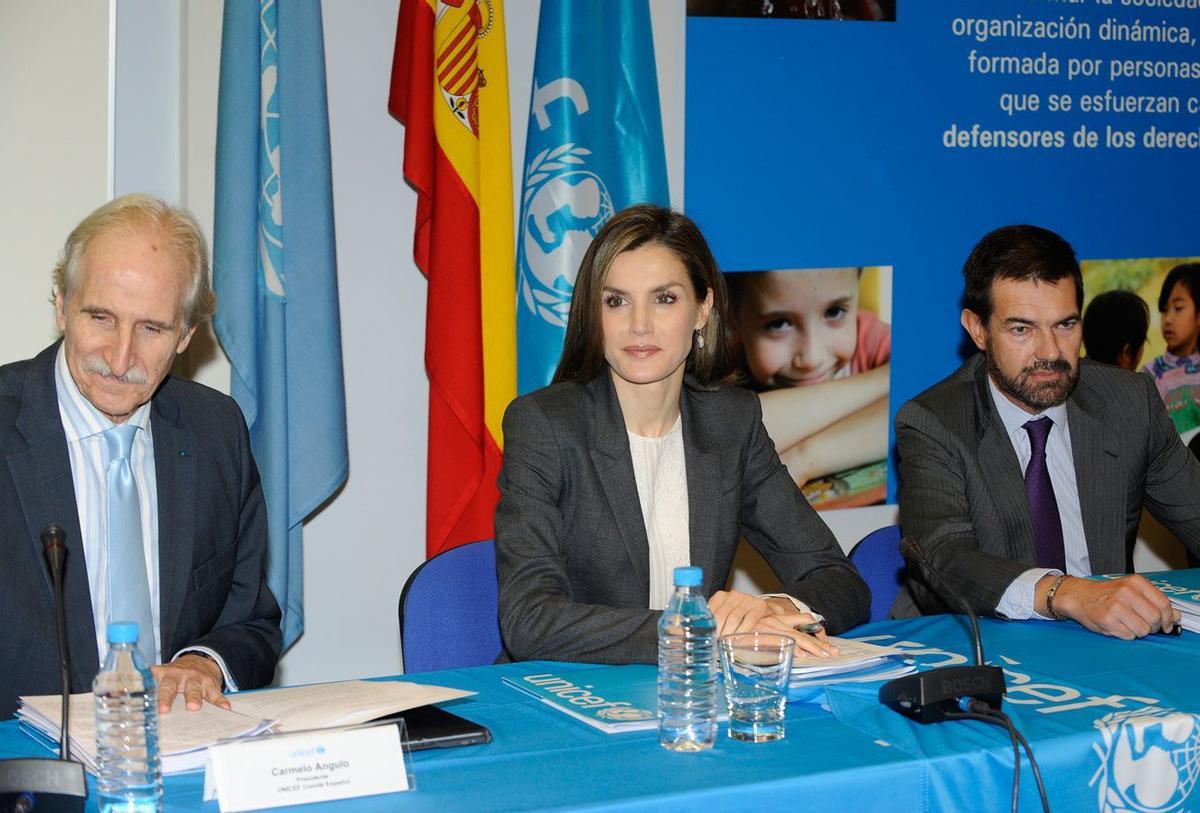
[719,633,794,742]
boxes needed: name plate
[205,723,410,811]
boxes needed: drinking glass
[719,633,794,742]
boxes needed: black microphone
[900,538,987,667]
[41,525,70,763]
[0,525,87,812]
[878,537,1006,723]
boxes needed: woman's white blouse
[627,417,690,610]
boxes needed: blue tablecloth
[5,612,1200,812]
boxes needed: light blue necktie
[104,424,155,665]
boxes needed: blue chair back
[848,525,905,622]
[398,539,502,673]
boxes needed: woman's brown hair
[552,204,736,387]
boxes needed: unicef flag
[516,0,669,394]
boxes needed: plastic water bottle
[657,566,718,751]
[94,622,163,813]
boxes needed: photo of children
[1081,290,1149,371]
[1081,256,1200,441]
[725,266,891,510]
[1145,264,1200,438]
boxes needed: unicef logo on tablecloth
[595,705,653,722]
[517,143,614,327]
[1091,707,1200,813]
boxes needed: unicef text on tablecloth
[944,1,1200,151]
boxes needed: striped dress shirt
[989,377,1090,620]
[54,345,160,662]
[53,346,236,688]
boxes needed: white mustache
[82,355,149,386]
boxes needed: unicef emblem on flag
[1090,707,1200,812]
[595,705,654,722]
[517,143,615,327]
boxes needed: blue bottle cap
[106,621,140,644]
[673,566,702,587]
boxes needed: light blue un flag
[213,0,348,649]
[516,0,669,394]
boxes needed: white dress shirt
[54,346,236,687]
[628,418,692,610]
[627,415,819,619]
[988,377,1090,620]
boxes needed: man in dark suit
[0,194,280,719]
[895,225,1200,638]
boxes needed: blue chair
[398,539,502,673]
[848,525,905,622]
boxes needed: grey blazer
[495,373,870,664]
[0,342,281,718]
[894,353,1200,618]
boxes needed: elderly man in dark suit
[0,194,280,719]
[895,225,1200,638]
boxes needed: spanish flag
[389,0,514,558]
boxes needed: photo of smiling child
[726,266,892,509]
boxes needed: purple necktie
[1023,417,1066,572]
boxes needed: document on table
[18,679,474,774]
[1165,596,1200,633]
[789,637,914,685]
[227,679,474,732]
[17,694,271,774]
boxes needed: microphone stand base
[0,757,87,813]
[879,664,1006,723]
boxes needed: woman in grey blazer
[495,205,870,665]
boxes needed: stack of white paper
[789,638,915,688]
[1168,595,1200,633]
[17,694,271,774]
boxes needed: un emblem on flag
[518,143,615,327]
[1091,707,1200,813]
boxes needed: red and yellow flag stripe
[390,0,515,558]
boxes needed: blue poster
[686,1,1200,499]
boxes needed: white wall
[112,1,181,203]
[0,2,110,359]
